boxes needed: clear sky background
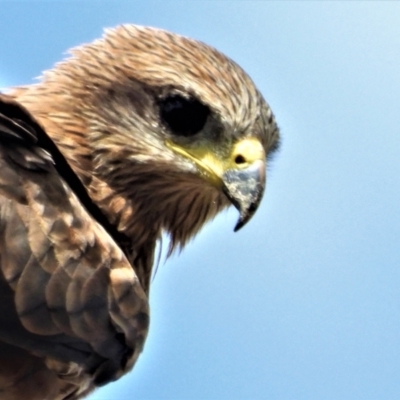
[2,2,400,399]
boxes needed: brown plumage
[0,25,280,399]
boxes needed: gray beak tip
[222,160,266,232]
[233,219,245,232]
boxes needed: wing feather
[0,94,148,399]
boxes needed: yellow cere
[231,138,266,168]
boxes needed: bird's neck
[12,88,159,293]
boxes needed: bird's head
[13,25,280,250]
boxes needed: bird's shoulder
[0,94,149,397]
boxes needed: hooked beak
[222,159,266,231]
[166,137,266,231]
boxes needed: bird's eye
[159,95,210,136]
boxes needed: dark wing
[0,94,148,399]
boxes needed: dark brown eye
[159,95,210,136]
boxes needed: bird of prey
[0,25,280,399]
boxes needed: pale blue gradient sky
[2,2,400,399]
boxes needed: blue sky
[2,2,400,399]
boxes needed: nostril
[234,154,246,165]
